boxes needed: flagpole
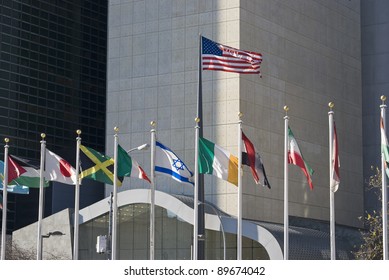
[37,133,46,260]
[112,127,119,260]
[73,129,82,260]
[328,102,336,260]
[237,112,243,260]
[380,95,388,260]
[150,121,156,260]
[193,117,200,260]
[1,138,10,260]
[283,106,289,260]
[197,33,205,259]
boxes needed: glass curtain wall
[79,203,270,260]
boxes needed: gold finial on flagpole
[283,105,289,115]
[381,95,386,105]
[76,129,82,136]
[328,102,334,110]
[238,112,243,124]
[150,121,156,127]
[195,117,200,123]
[41,133,46,140]
[4,138,9,143]
[114,127,119,133]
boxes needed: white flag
[155,141,193,185]
[45,149,77,185]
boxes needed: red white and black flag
[241,131,271,188]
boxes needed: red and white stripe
[203,45,262,74]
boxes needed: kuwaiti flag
[241,132,271,188]
[155,141,193,185]
[45,149,77,185]
[330,121,340,192]
[198,137,238,186]
[380,116,389,178]
[117,145,151,183]
[288,126,314,190]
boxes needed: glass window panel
[30,15,39,26]
[30,51,39,61]
[30,25,39,34]
[0,79,9,89]
[0,0,107,233]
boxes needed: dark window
[0,0,107,233]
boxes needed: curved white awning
[79,189,283,260]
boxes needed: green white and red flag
[287,127,314,189]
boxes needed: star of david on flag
[155,141,194,185]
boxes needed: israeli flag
[155,141,194,185]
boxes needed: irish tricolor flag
[288,127,314,189]
[381,116,389,178]
[198,137,238,186]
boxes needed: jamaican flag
[80,145,122,185]
[80,144,143,185]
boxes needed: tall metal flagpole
[150,121,156,260]
[237,112,243,260]
[73,129,82,260]
[283,106,289,260]
[193,117,200,260]
[37,133,46,260]
[112,127,119,260]
[107,192,113,260]
[1,138,10,260]
[328,102,336,260]
[197,33,205,259]
[381,95,388,260]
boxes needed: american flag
[201,36,262,75]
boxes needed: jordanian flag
[380,116,389,178]
[288,127,314,189]
[117,145,150,183]
[8,155,49,188]
[198,137,238,186]
[0,160,30,194]
[7,156,26,183]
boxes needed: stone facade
[12,209,73,260]
[106,0,363,228]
